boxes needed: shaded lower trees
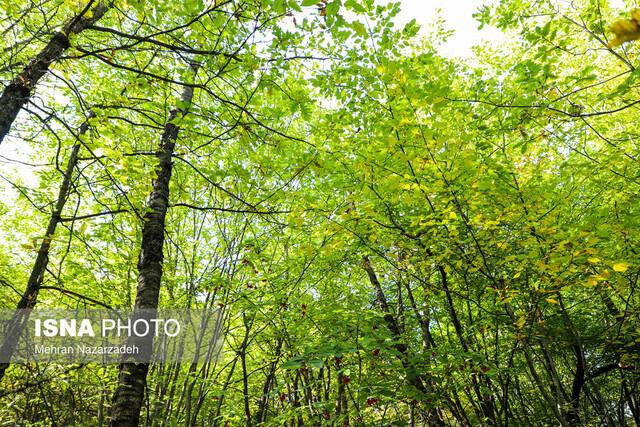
[362,256,446,427]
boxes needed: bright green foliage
[0,0,639,426]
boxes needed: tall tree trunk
[107,67,197,427]
[0,1,110,145]
[0,118,88,382]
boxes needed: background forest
[0,0,639,426]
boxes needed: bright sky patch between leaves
[386,0,505,57]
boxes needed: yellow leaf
[613,262,630,272]
[586,277,598,286]
[448,211,458,220]
[608,9,640,47]
[588,257,600,264]
[545,298,559,305]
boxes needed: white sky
[391,0,628,57]
[389,0,504,57]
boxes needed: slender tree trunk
[502,302,569,426]
[556,299,586,427]
[335,365,348,425]
[240,313,253,427]
[362,256,445,427]
[0,1,110,145]
[213,353,240,427]
[566,343,585,427]
[0,118,88,382]
[404,280,471,426]
[107,66,197,427]
[437,265,501,426]
[254,338,283,425]
[623,380,640,425]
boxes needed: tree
[0,0,638,426]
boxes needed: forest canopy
[0,0,639,426]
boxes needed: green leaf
[281,356,305,370]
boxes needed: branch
[448,97,640,118]
[170,202,288,215]
[86,25,241,60]
[39,286,114,310]
[58,209,131,222]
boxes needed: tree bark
[0,1,110,145]
[107,68,196,427]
